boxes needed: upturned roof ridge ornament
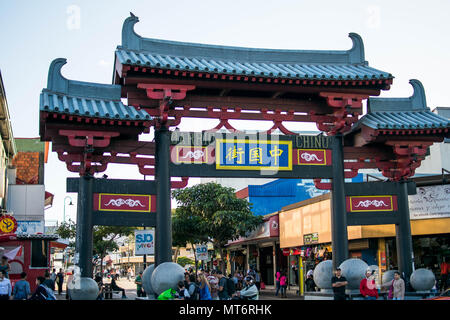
[120,13,366,65]
[45,58,122,101]
[368,79,428,112]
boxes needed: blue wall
[248,174,364,216]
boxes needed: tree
[55,220,134,275]
[172,182,263,273]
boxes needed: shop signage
[195,244,209,261]
[16,221,44,235]
[135,229,155,255]
[303,232,319,245]
[93,193,155,213]
[346,195,397,212]
[0,215,17,234]
[409,184,450,220]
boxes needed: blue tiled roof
[40,58,151,121]
[116,14,392,82]
[355,80,450,130]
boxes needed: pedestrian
[360,270,379,300]
[331,267,348,300]
[13,272,31,300]
[305,273,316,292]
[198,272,212,300]
[207,270,219,300]
[280,271,287,298]
[29,276,50,300]
[176,280,190,299]
[185,273,199,300]
[56,268,64,295]
[217,270,229,300]
[255,270,261,292]
[50,268,57,283]
[94,274,104,300]
[440,257,448,292]
[0,256,10,279]
[127,267,132,280]
[275,269,281,296]
[0,270,11,300]
[381,271,405,300]
[231,276,259,300]
[111,274,127,299]
[43,271,55,292]
[135,271,145,297]
[65,269,73,300]
[292,263,299,285]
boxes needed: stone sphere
[410,268,435,291]
[382,270,398,284]
[339,258,369,290]
[150,262,185,296]
[313,260,333,289]
[142,264,155,295]
[68,277,99,300]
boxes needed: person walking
[198,273,212,300]
[0,270,11,300]
[0,256,10,279]
[255,270,261,292]
[440,257,448,292]
[280,271,288,298]
[360,270,379,300]
[13,272,31,300]
[207,270,219,300]
[331,267,348,300]
[135,271,145,297]
[275,269,281,296]
[217,270,229,300]
[381,271,405,300]
[56,268,64,295]
[50,269,57,283]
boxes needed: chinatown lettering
[295,135,330,149]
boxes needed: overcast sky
[1,0,449,224]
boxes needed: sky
[1,0,450,224]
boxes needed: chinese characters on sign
[216,139,292,170]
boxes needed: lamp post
[63,196,73,223]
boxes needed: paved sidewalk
[57,278,304,300]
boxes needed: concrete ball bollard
[339,258,369,290]
[410,268,435,292]
[381,270,398,284]
[142,264,155,295]
[313,260,333,289]
[68,277,99,300]
[150,262,185,296]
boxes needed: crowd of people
[0,257,64,300]
[156,268,260,300]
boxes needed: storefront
[226,213,283,285]
[279,182,450,284]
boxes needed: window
[31,240,48,268]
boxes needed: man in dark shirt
[331,267,348,300]
[217,271,229,300]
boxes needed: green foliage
[172,182,263,249]
[177,256,195,267]
[55,219,134,260]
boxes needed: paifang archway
[39,13,450,282]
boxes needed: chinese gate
[38,13,450,284]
